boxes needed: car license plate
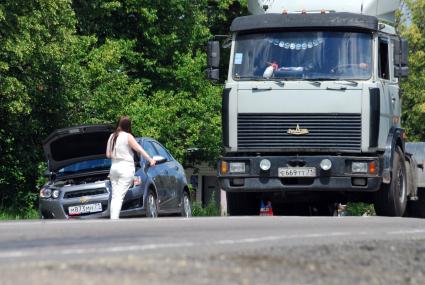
[278,167,316,177]
[68,203,102,216]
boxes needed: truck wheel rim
[397,167,406,204]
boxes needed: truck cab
[209,0,413,216]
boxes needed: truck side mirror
[206,41,220,81]
[394,38,409,78]
[207,41,220,68]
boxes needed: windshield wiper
[304,78,359,87]
[305,80,321,87]
[336,79,359,87]
[234,76,264,81]
[252,86,272,91]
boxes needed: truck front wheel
[374,147,407,216]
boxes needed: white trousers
[109,161,135,220]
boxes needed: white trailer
[206,0,422,216]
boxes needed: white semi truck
[207,0,425,216]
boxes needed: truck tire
[407,188,425,218]
[374,146,407,216]
[227,192,259,216]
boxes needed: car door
[152,142,179,210]
[142,141,167,209]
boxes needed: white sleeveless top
[107,132,134,163]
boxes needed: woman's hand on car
[149,158,156,166]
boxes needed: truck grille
[237,113,361,151]
[64,188,108,199]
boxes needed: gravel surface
[1,238,425,285]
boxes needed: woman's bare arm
[128,134,156,166]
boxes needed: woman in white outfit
[106,116,156,219]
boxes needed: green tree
[0,0,247,214]
[0,0,77,208]
[401,0,425,141]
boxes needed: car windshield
[58,159,111,175]
[233,31,372,81]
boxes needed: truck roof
[230,12,378,33]
[249,0,400,23]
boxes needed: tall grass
[191,192,221,217]
[0,207,39,220]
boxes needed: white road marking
[387,229,425,235]
[0,228,424,260]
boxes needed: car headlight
[52,190,60,199]
[229,162,246,173]
[39,188,52,198]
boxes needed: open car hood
[43,124,114,172]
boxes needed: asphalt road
[1,216,425,285]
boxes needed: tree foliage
[0,0,247,210]
[401,0,425,141]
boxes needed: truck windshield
[233,31,372,81]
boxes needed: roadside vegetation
[347,203,376,216]
[0,0,424,218]
[0,207,39,220]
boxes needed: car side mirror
[43,170,54,179]
[153,155,167,164]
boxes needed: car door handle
[174,166,178,170]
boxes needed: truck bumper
[218,155,383,193]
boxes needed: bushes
[191,192,221,217]
[347,202,376,216]
[0,207,39,220]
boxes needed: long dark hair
[110,116,132,152]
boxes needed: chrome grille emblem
[287,124,309,135]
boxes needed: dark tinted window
[143,141,158,158]
[153,142,172,160]
[378,39,389,79]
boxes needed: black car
[39,125,192,219]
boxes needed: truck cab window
[378,39,390,80]
[233,31,372,81]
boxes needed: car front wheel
[146,190,158,218]
[181,192,192,218]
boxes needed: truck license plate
[278,167,316,177]
[68,203,102,216]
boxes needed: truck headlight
[352,162,368,173]
[320,159,332,171]
[39,188,52,198]
[229,162,246,173]
[260,159,271,171]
